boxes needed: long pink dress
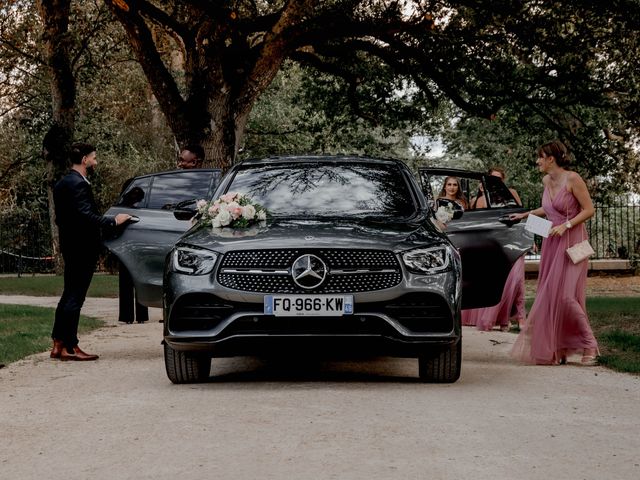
[462,256,525,330]
[511,181,598,365]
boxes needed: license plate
[264,295,354,317]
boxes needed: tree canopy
[102,0,640,171]
[2,0,640,213]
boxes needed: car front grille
[217,249,402,294]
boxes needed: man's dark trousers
[52,249,98,349]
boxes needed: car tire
[164,343,211,384]
[418,340,461,383]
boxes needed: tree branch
[104,0,188,134]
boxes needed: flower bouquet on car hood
[195,192,267,228]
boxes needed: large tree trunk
[37,0,76,273]
[199,93,253,170]
[104,0,312,171]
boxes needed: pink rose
[226,201,243,219]
[221,192,238,203]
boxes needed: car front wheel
[418,340,461,383]
[164,343,211,384]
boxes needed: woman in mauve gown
[509,140,599,366]
[462,167,526,331]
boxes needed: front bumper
[163,268,461,358]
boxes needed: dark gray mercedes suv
[162,156,531,384]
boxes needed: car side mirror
[173,199,197,221]
[174,209,195,221]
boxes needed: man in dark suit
[50,143,131,361]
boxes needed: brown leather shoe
[50,339,64,359]
[60,346,99,361]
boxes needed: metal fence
[589,202,640,260]
[0,202,638,274]
[524,201,639,264]
[0,213,54,275]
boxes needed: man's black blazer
[54,170,115,257]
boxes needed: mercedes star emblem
[291,254,327,289]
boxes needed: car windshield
[227,162,417,218]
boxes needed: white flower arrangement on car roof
[195,192,267,229]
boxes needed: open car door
[104,169,221,307]
[419,167,533,309]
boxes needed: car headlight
[402,245,452,274]
[171,246,218,275]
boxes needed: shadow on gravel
[201,356,428,384]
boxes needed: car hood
[178,216,445,253]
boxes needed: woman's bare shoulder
[566,171,585,186]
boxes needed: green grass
[0,274,119,297]
[525,296,640,374]
[0,304,103,366]
[586,297,640,374]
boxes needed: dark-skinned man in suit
[50,143,131,360]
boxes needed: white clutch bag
[566,239,595,264]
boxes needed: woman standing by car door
[509,140,598,366]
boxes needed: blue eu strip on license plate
[264,295,354,317]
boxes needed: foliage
[432,0,640,201]
[242,62,438,160]
[439,104,640,205]
[0,1,51,213]
[102,0,640,170]
[0,0,175,217]
[2,0,640,217]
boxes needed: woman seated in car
[436,176,468,210]
[470,167,522,209]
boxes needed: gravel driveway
[1,294,638,480]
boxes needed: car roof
[237,155,407,167]
[128,168,222,180]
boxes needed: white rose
[257,209,267,221]
[211,216,222,228]
[217,209,231,226]
[242,204,256,219]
